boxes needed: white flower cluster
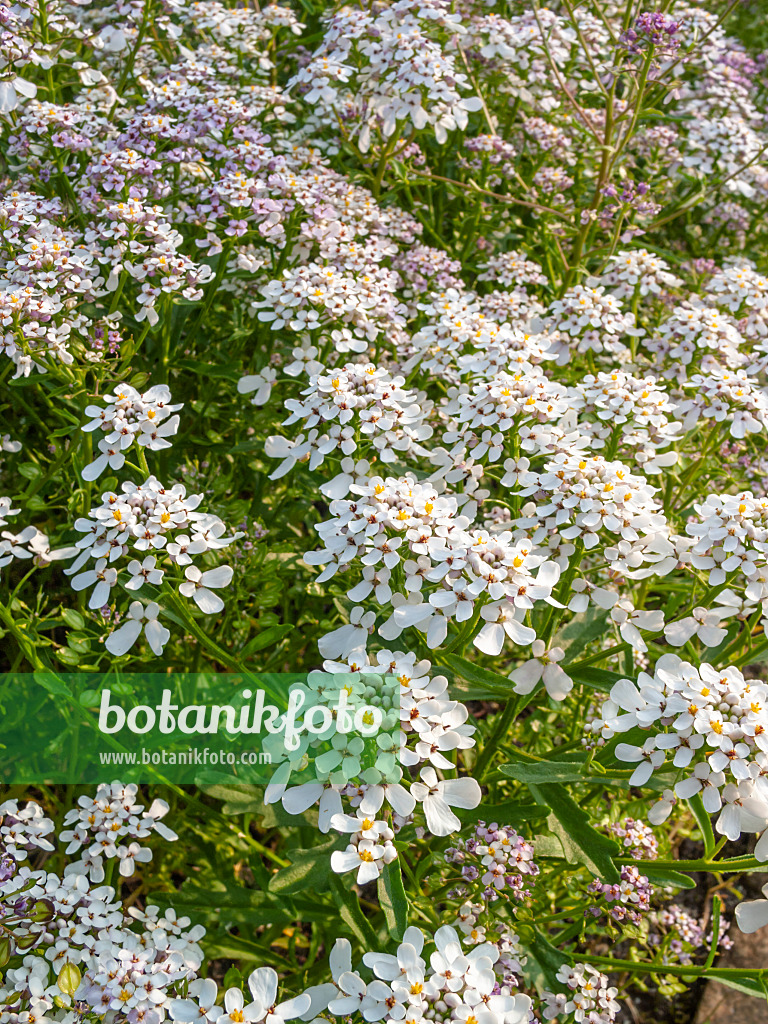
[441,370,570,463]
[569,371,681,474]
[0,795,203,1024]
[265,654,480,864]
[289,2,483,152]
[649,303,746,376]
[0,192,215,380]
[531,285,643,362]
[170,968,309,1024]
[685,492,768,594]
[305,473,560,653]
[81,383,183,480]
[541,964,620,1023]
[401,290,550,382]
[59,782,178,881]
[0,493,67,574]
[514,452,667,566]
[255,263,406,347]
[67,476,237,654]
[0,797,55,859]
[311,928,531,1024]
[590,655,768,843]
[602,250,682,300]
[708,261,768,343]
[676,368,768,438]
[265,364,433,477]
[476,251,547,288]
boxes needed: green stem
[475,697,519,782]
[704,896,723,971]
[578,951,758,981]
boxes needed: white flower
[664,607,728,648]
[474,603,536,656]
[331,839,390,884]
[611,600,664,653]
[117,841,153,877]
[614,739,666,786]
[410,766,481,837]
[138,414,181,451]
[213,986,263,1024]
[509,640,572,700]
[736,882,768,934]
[328,973,376,1017]
[105,601,170,656]
[647,789,676,825]
[238,368,277,406]
[179,565,234,613]
[247,968,311,1024]
[170,978,220,1023]
[126,556,164,590]
[82,440,126,481]
[71,558,118,609]
[318,608,375,660]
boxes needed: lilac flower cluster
[587,866,654,925]
[609,818,659,861]
[619,12,682,58]
[650,904,734,966]
[446,822,538,902]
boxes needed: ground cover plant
[5,0,768,1020]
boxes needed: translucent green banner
[0,672,400,785]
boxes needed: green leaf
[500,754,630,787]
[500,761,587,784]
[441,653,512,697]
[522,931,570,990]
[33,671,72,697]
[240,624,295,658]
[556,608,609,664]
[330,874,380,947]
[229,440,267,454]
[533,834,566,859]
[201,785,312,825]
[150,884,303,925]
[707,970,768,1001]
[457,800,548,825]
[638,865,696,890]
[528,783,620,883]
[177,358,243,381]
[688,793,716,858]
[56,648,81,665]
[201,784,266,815]
[268,836,345,895]
[201,935,291,968]
[379,862,409,941]
[567,666,624,693]
[223,968,244,991]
